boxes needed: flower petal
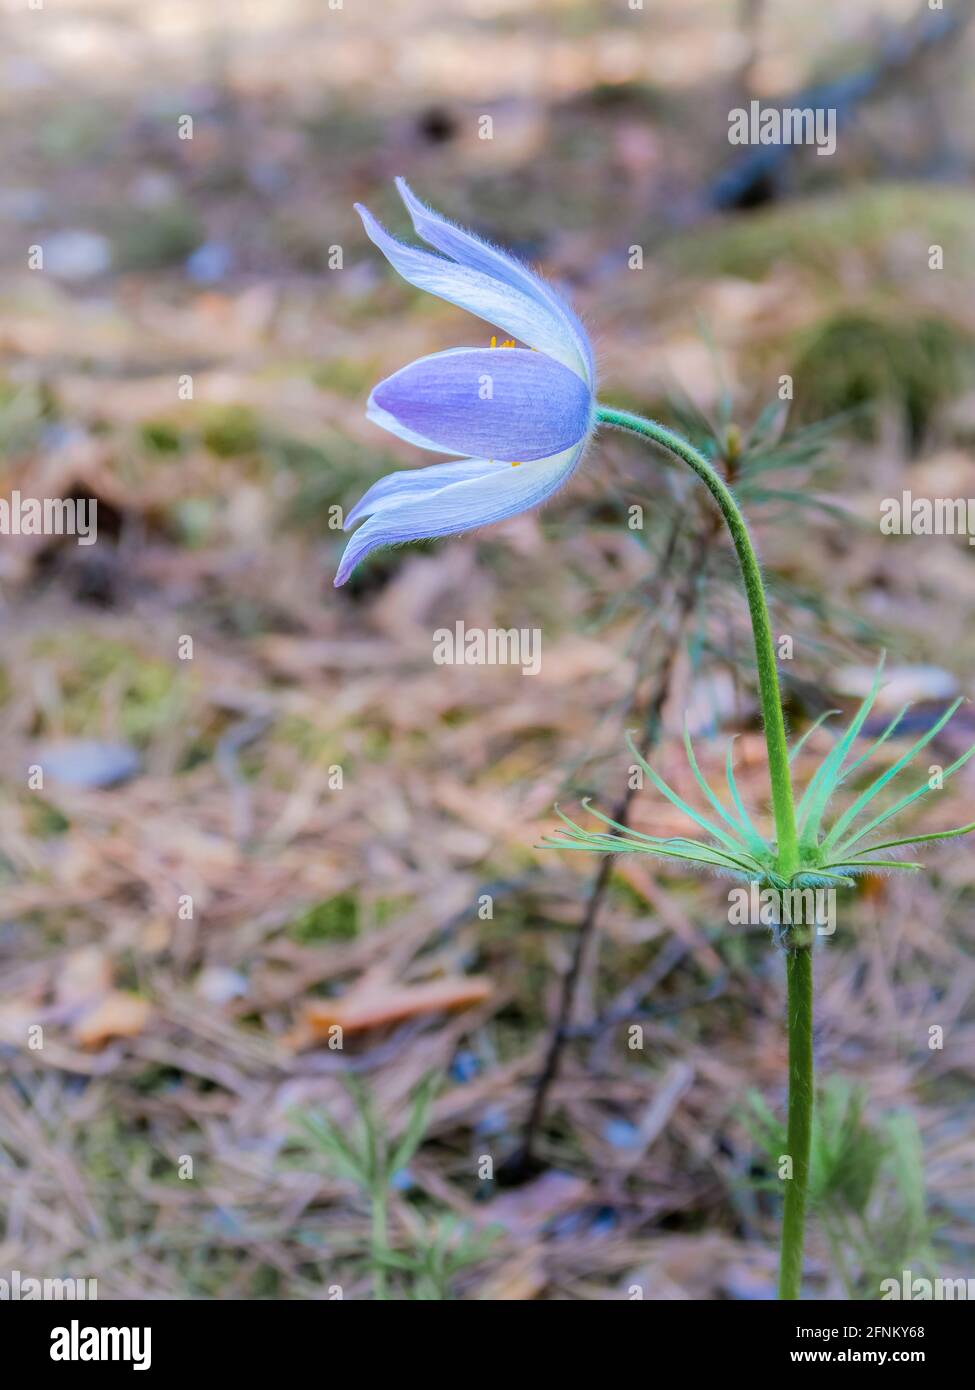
[394,178,594,386]
[356,202,588,379]
[345,456,510,528]
[334,443,584,586]
[367,347,591,463]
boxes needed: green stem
[596,405,797,870]
[596,404,811,1297]
[780,946,814,1299]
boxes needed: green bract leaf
[545,661,975,892]
[796,657,885,848]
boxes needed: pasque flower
[335,179,595,586]
[338,179,975,1302]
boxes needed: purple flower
[335,179,595,586]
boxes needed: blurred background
[1,0,974,1300]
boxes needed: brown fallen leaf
[477,1253,548,1302]
[72,991,152,1049]
[289,975,492,1048]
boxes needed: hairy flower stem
[596,408,797,868]
[596,404,811,1299]
[780,945,814,1299]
